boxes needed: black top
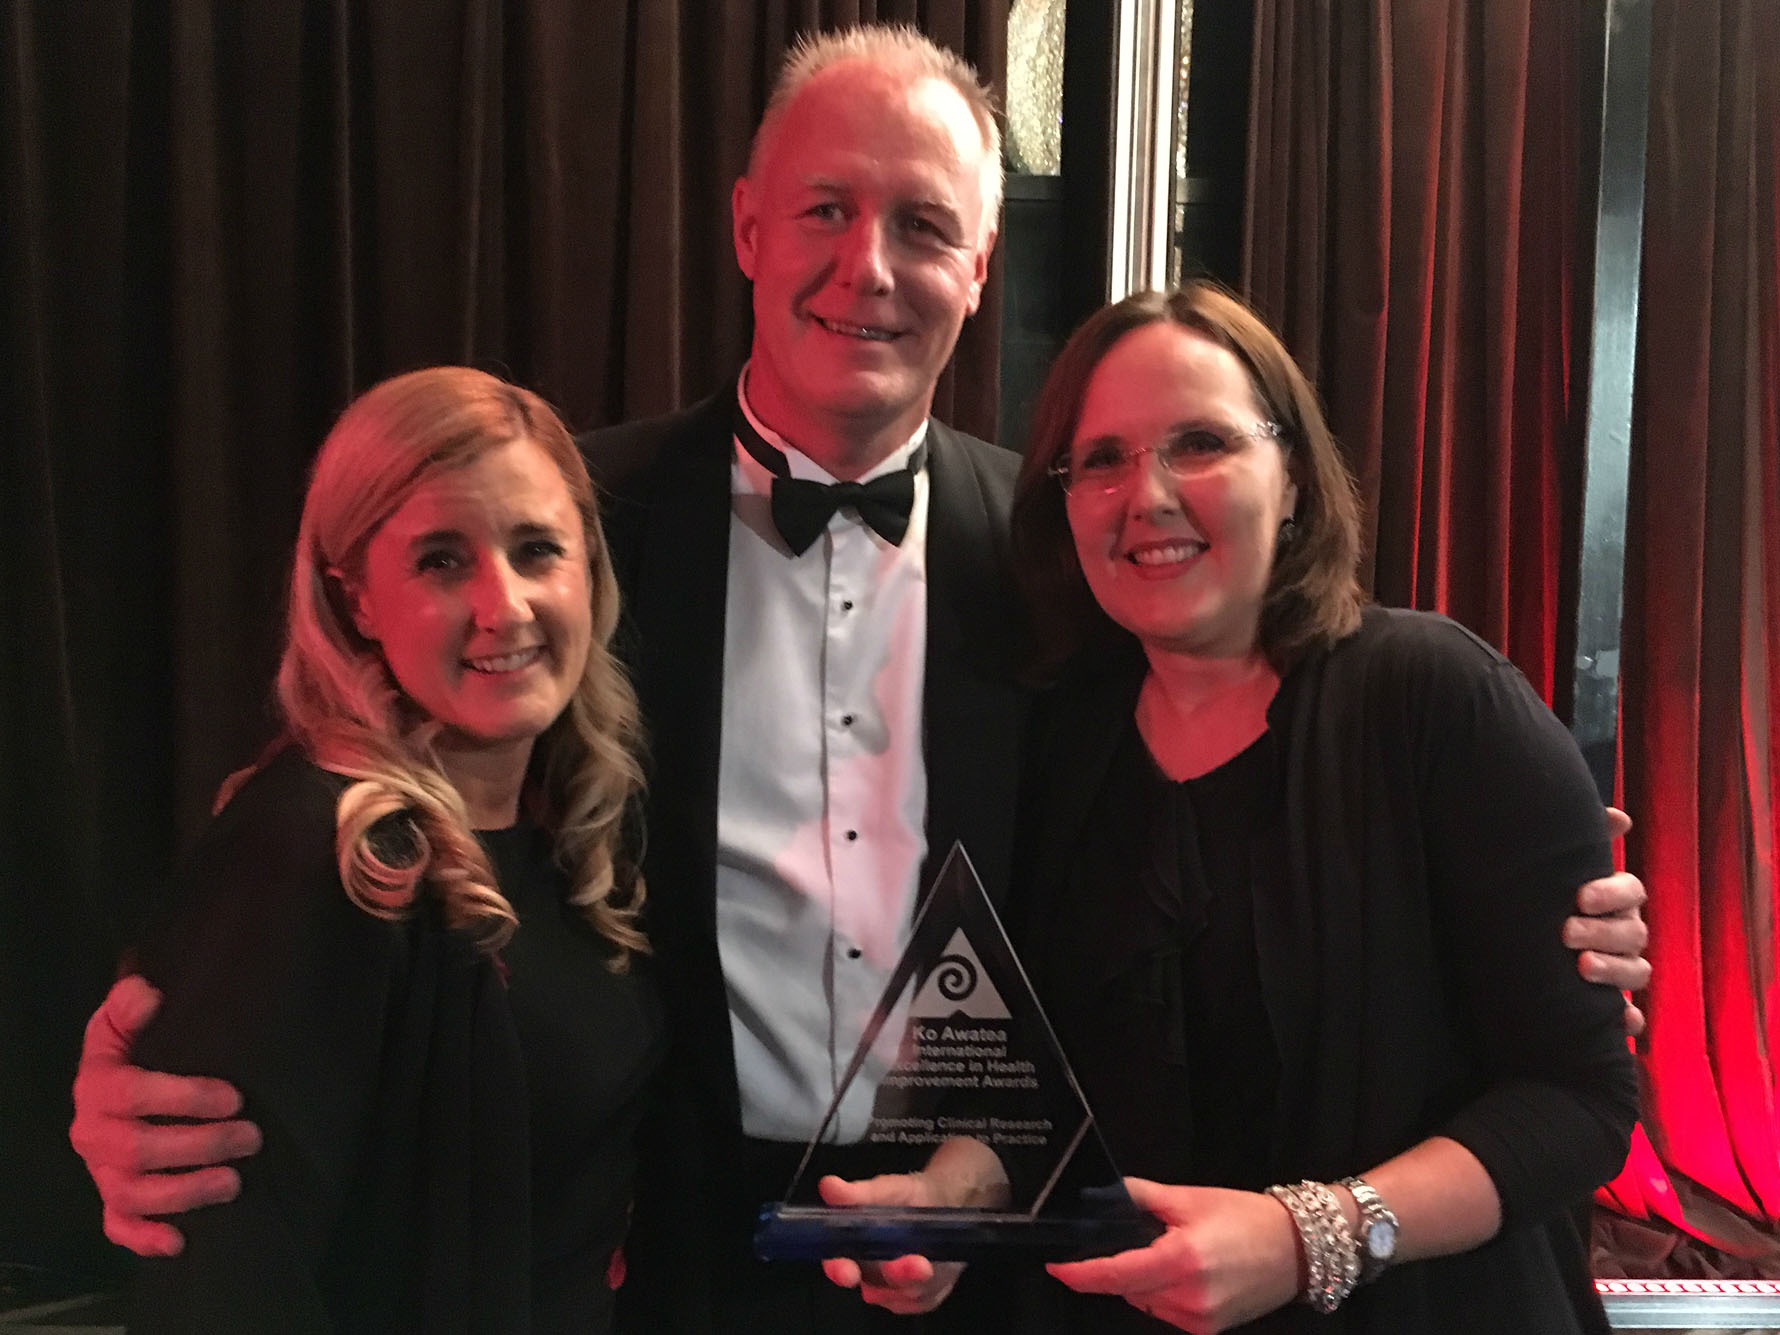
[1165,733,1279,1194]
[1016,729,1287,1335]
[483,823,665,1331]
[130,751,663,1334]
[1012,608,1639,1334]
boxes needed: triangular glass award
[754,843,1163,1262]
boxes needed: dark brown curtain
[1,0,1005,1284]
[1243,0,1780,1274]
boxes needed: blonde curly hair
[227,366,645,964]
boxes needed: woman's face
[347,435,593,761]
[1063,322,1297,660]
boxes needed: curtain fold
[1609,0,1780,1269]
[1,0,1006,1281]
[2,0,163,1284]
[1245,0,1780,1273]
[1245,0,1579,697]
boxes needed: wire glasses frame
[1047,422,1286,497]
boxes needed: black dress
[129,750,664,1333]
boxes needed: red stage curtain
[1606,0,1780,1272]
[1244,0,1582,700]
[1244,0,1780,1270]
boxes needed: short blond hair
[748,24,1004,239]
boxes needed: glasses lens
[1159,429,1232,473]
[1071,446,1129,492]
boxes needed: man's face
[732,64,996,462]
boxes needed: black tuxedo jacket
[578,383,1031,1333]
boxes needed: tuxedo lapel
[605,390,743,1127]
[920,424,1026,908]
[621,391,732,904]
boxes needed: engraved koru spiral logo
[933,953,978,1002]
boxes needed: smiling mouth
[465,647,544,674]
[1127,542,1207,567]
[813,316,900,342]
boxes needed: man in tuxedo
[577,27,1030,1331]
[68,22,1652,1335]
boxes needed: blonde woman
[127,368,660,1332]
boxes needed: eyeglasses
[1048,422,1285,496]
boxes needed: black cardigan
[1010,607,1639,1333]
[129,752,531,1333]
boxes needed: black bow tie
[733,400,926,557]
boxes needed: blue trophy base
[754,1203,1165,1263]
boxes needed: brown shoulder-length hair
[1011,281,1364,676]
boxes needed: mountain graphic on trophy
[754,844,1163,1261]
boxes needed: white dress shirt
[717,375,929,1142]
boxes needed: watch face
[1367,1220,1398,1260]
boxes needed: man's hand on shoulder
[68,975,263,1256]
[1563,808,1652,1036]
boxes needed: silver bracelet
[1266,1180,1360,1313]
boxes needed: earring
[1277,515,1298,550]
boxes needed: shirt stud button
[846,947,863,960]
[841,713,855,727]
[845,829,858,842]
[841,599,854,611]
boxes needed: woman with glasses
[829,282,1636,1333]
[997,282,1637,1333]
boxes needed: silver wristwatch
[1338,1176,1399,1283]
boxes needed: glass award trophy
[754,844,1163,1262]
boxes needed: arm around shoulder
[129,754,416,1327]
